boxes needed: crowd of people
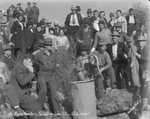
[0,1,150,119]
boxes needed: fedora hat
[44,38,53,45]
[111,31,120,37]
[3,44,13,51]
[71,5,77,10]
[137,35,146,42]
[87,8,92,13]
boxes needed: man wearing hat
[25,2,32,22]
[75,44,91,81]
[16,3,24,14]
[90,40,116,99]
[76,5,85,19]
[126,8,137,36]
[107,31,128,89]
[91,20,112,52]
[0,44,15,71]
[86,8,93,22]
[115,9,127,33]
[64,5,82,40]
[34,38,61,114]
[53,21,60,36]
[76,18,94,57]
[30,2,39,23]
[114,21,128,42]
[107,12,116,33]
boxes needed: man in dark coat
[0,44,15,71]
[30,2,39,23]
[107,31,129,89]
[25,2,32,22]
[32,22,44,51]
[9,54,44,119]
[65,5,82,42]
[10,13,25,58]
[126,8,137,36]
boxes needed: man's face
[81,51,87,56]
[110,16,115,20]
[130,11,134,15]
[4,50,11,56]
[33,24,37,28]
[112,36,119,44]
[93,12,98,19]
[45,45,53,51]
[100,13,105,18]
[87,12,92,17]
[71,9,76,14]
[116,11,121,17]
[139,41,146,48]
[24,58,33,67]
[33,3,36,7]
[140,25,145,31]
[99,23,105,30]
[98,45,106,52]
[37,26,41,31]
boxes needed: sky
[0,0,149,24]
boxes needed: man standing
[65,5,82,41]
[30,2,39,23]
[126,8,136,37]
[9,54,44,119]
[34,38,61,114]
[15,3,24,14]
[107,31,128,89]
[114,21,128,42]
[107,12,116,33]
[115,10,127,33]
[91,20,112,52]
[25,2,32,22]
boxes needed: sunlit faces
[93,12,98,19]
[59,29,64,36]
[4,50,11,57]
[97,45,107,52]
[138,40,146,48]
[116,11,121,17]
[71,9,76,14]
[23,58,33,67]
[99,23,105,30]
[112,36,119,44]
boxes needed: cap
[109,12,115,17]
[137,35,146,42]
[37,40,44,47]
[17,3,21,6]
[97,40,107,46]
[87,8,92,13]
[76,6,81,11]
[111,31,120,37]
[3,44,13,51]
[71,5,77,10]
[44,38,53,45]
[129,8,134,12]
[114,22,122,27]
[27,2,31,5]
[54,21,59,26]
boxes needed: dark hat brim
[111,34,120,37]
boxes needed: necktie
[72,14,76,24]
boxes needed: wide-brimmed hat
[80,44,89,51]
[71,5,77,10]
[37,40,44,47]
[137,35,146,42]
[44,38,53,45]
[111,31,120,37]
[87,8,92,13]
[114,22,122,27]
[3,44,13,51]
[76,6,81,11]
[27,2,31,5]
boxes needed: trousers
[37,73,60,113]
